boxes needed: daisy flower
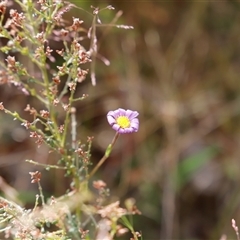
[107,108,139,134]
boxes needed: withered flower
[29,171,42,183]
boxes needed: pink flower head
[107,108,139,134]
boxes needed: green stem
[33,194,39,211]
[38,181,45,206]
[26,159,67,170]
[89,14,97,86]
[60,86,75,148]
[87,132,119,179]
[40,63,61,145]
[71,107,80,190]
[58,74,72,101]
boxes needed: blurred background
[1,0,240,239]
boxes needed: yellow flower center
[116,116,130,128]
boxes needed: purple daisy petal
[107,110,116,117]
[126,110,139,120]
[130,120,139,131]
[125,109,133,118]
[114,108,126,117]
[112,123,120,131]
[131,118,139,123]
[107,115,116,126]
[130,118,139,124]
[118,128,128,134]
[112,109,120,118]
[124,127,134,133]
